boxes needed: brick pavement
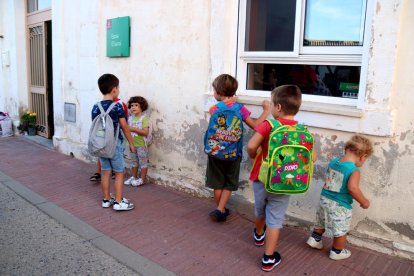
[0,137,413,275]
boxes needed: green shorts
[205,156,241,191]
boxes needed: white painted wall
[1,0,413,259]
[0,0,29,121]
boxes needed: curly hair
[345,135,374,157]
[128,96,148,112]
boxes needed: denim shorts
[100,139,125,173]
[314,195,352,237]
[253,180,290,228]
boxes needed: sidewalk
[0,136,413,275]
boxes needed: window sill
[236,95,363,118]
[203,93,393,137]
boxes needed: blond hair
[345,135,373,157]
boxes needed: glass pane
[38,0,51,10]
[304,0,366,46]
[247,63,361,98]
[245,0,296,51]
[27,0,37,13]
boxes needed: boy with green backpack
[247,85,317,272]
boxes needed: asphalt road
[0,181,138,275]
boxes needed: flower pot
[28,127,36,136]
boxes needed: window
[238,0,370,107]
[27,0,51,13]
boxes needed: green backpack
[258,119,314,194]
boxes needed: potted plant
[18,111,37,135]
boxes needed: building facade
[1,0,413,259]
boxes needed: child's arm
[247,132,265,159]
[244,100,271,130]
[119,117,135,153]
[312,150,318,162]
[347,170,370,209]
[312,147,318,162]
[130,126,149,137]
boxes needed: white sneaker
[113,199,135,211]
[131,178,144,187]
[329,248,351,260]
[124,176,136,185]
[102,197,115,208]
[306,236,323,249]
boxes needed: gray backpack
[88,102,120,158]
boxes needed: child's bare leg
[213,189,223,206]
[96,160,101,173]
[217,189,232,212]
[131,166,138,178]
[101,170,111,199]
[113,171,125,202]
[255,217,266,235]
[313,228,325,235]
[333,234,347,250]
[265,227,280,255]
[140,167,148,181]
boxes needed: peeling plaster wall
[2,0,414,259]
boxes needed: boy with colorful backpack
[124,96,153,186]
[247,85,317,271]
[204,74,270,222]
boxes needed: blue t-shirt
[91,100,125,141]
[321,157,359,209]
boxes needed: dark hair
[345,135,374,157]
[128,96,148,112]
[98,74,119,95]
[271,85,302,115]
[212,74,238,97]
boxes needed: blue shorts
[100,139,125,173]
[253,181,290,228]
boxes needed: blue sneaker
[209,209,227,222]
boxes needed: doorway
[27,2,53,138]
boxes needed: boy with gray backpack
[89,73,135,211]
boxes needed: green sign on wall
[106,16,130,57]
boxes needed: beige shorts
[315,196,352,237]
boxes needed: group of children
[90,73,374,272]
[205,74,374,272]
[90,74,151,211]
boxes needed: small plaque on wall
[64,102,76,122]
[106,16,130,57]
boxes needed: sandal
[90,173,101,182]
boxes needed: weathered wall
[1,0,413,259]
[0,0,29,121]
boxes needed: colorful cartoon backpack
[258,119,314,194]
[204,101,244,161]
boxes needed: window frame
[236,0,373,109]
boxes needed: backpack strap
[97,102,118,116]
[97,102,119,132]
[216,101,242,113]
